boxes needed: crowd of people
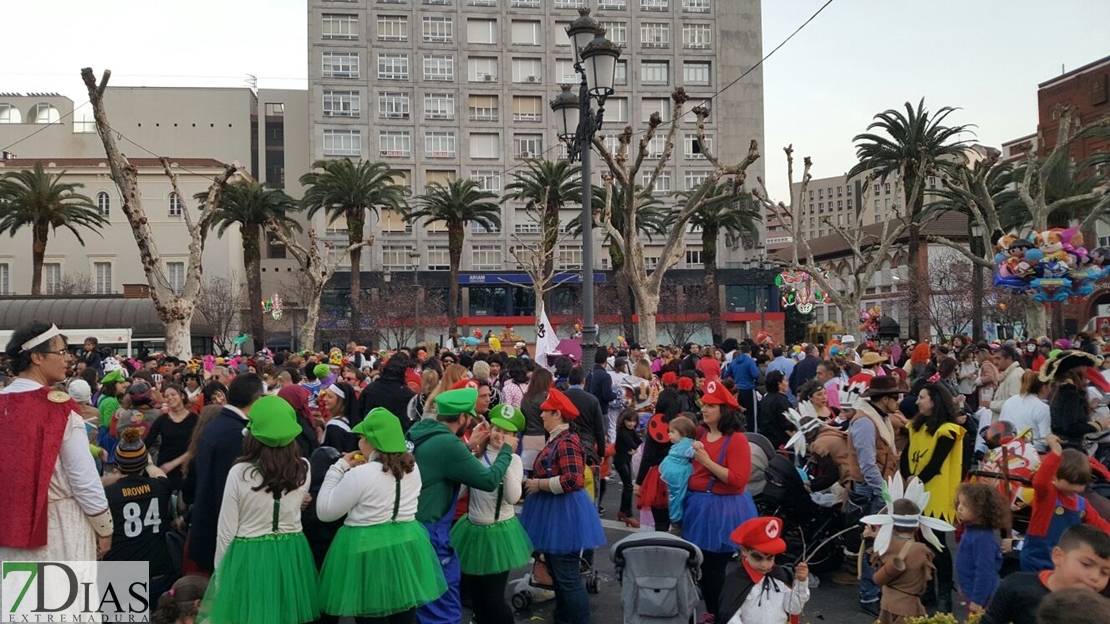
[7,321,1110,624]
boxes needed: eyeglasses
[41,349,69,357]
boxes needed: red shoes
[618,512,641,528]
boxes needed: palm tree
[848,99,973,340]
[0,163,107,295]
[300,159,409,339]
[199,181,302,348]
[502,159,582,308]
[405,179,501,333]
[1001,152,1110,231]
[681,184,762,344]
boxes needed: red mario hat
[540,388,579,419]
[647,413,668,444]
[701,379,739,409]
[730,516,786,555]
[450,378,480,391]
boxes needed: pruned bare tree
[81,68,247,358]
[923,251,975,339]
[194,276,246,354]
[506,207,578,319]
[657,281,705,347]
[54,272,95,295]
[365,283,446,349]
[592,87,761,346]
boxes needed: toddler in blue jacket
[659,416,698,527]
[956,482,1012,614]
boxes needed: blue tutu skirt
[519,489,606,554]
[682,490,757,553]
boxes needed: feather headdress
[860,473,955,556]
[783,408,823,456]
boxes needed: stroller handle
[611,536,704,570]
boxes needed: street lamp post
[970,222,984,340]
[410,251,422,346]
[551,7,621,370]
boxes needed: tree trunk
[348,211,365,342]
[609,246,635,339]
[542,200,559,311]
[243,224,265,349]
[635,289,661,348]
[448,224,464,335]
[31,223,48,295]
[906,222,924,341]
[703,225,723,344]
[162,306,194,360]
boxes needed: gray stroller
[610,532,703,624]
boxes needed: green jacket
[408,418,513,524]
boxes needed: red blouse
[688,431,752,495]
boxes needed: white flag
[535,303,561,366]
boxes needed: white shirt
[215,460,311,568]
[726,574,809,624]
[463,451,523,525]
[999,393,1051,452]
[315,458,422,526]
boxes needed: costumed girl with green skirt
[199,396,320,624]
[316,407,447,623]
[450,404,534,624]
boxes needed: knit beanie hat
[68,379,92,404]
[115,427,149,473]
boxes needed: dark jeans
[651,506,671,533]
[355,609,416,624]
[736,388,757,432]
[462,572,513,624]
[546,552,591,624]
[852,484,885,604]
[615,458,634,516]
[701,551,733,617]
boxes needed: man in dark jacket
[186,373,264,573]
[790,344,821,393]
[585,350,617,415]
[565,366,607,464]
[356,353,416,429]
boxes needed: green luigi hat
[313,363,331,380]
[489,403,526,433]
[352,407,408,453]
[435,388,478,417]
[101,370,126,385]
[247,395,303,448]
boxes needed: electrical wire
[1,100,90,153]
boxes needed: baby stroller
[610,532,703,624]
[509,552,600,610]
[751,433,845,574]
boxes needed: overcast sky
[2,0,1108,198]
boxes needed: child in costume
[955,482,1011,614]
[450,404,533,624]
[614,408,643,528]
[199,396,319,624]
[716,516,810,624]
[315,407,448,622]
[860,474,955,624]
[658,415,698,527]
[151,576,208,624]
[1021,433,1110,572]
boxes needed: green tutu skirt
[199,532,319,624]
[318,521,447,617]
[450,514,534,576]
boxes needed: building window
[323,90,361,117]
[383,245,415,270]
[682,0,709,11]
[470,170,501,192]
[168,192,183,216]
[467,18,497,44]
[167,262,185,294]
[640,23,669,48]
[614,60,628,85]
[598,0,626,8]
[471,245,503,269]
[322,52,359,78]
[380,209,412,234]
[685,249,703,265]
[640,169,671,193]
[43,263,61,295]
[422,16,453,42]
[684,170,710,190]
[510,20,541,45]
[425,131,457,158]
[605,97,628,122]
[424,93,455,120]
[555,58,578,83]
[29,104,60,124]
[600,22,627,45]
[322,13,358,40]
[73,111,96,133]
[885,182,891,194]
[94,262,112,294]
[514,221,541,235]
[468,56,498,82]
[554,0,584,7]
[511,58,542,83]
[426,246,450,270]
[469,134,501,159]
[324,129,362,156]
[641,61,669,84]
[423,54,455,81]
[96,192,111,217]
[640,0,669,10]
[377,15,408,41]
[514,134,543,159]
[641,97,671,122]
[685,133,712,159]
[471,217,501,234]
[512,96,543,122]
[682,23,711,48]
[644,255,660,271]
[378,54,410,80]
[644,136,665,158]
[266,232,286,259]
[379,130,412,157]
[378,92,410,118]
[682,61,710,85]
[468,94,499,121]
[425,170,457,189]
[0,104,21,124]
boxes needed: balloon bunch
[993,228,1110,303]
[261,294,284,320]
[776,270,830,314]
[859,306,881,337]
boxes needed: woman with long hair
[145,383,198,491]
[407,369,441,423]
[797,379,836,422]
[758,369,795,450]
[319,381,361,454]
[900,382,966,613]
[422,364,468,421]
[520,368,554,471]
[199,396,319,623]
[1045,351,1110,452]
[316,407,447,623]
[956,349,981,410]
[278,383,321,459]
[501,358,530,409]
[999,370,1051,452]
[937,357,962,400]
[905,342,934,385]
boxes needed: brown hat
[859,352,888,367]
[861,375,906,399]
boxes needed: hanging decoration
[992,228,1110,303]
[859,305,882,337]
[261,294,284,320]
[776,269,830,314]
